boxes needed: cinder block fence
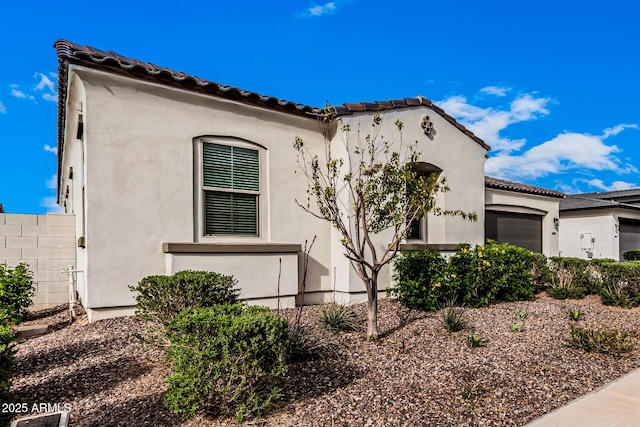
[0,213,76,309]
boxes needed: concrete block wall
[0,213,76,309]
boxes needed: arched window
[406,162,443,242]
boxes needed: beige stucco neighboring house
[54,40,494,321]
[559,189,640,260]
[484,176,564,256]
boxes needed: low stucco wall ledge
[398,243,461,251]
[162,242,302,254]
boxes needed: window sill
[398,243,460,251]
[162,242,302,254]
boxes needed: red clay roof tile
[485,176,565,198]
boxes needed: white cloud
[485,128,638,180]
[8,72,58,104]
[437,93,551,153]
[11,89,27,98]
[42,93,57,102]
[603,124,638,138]
[0,101,5,114]
[480,86,510,97]
[34,72,55,92]
[307,2,336,16]
[439,90,638,185]
[40,196,63,213]
[510,94,550,121]
[587,178,636,192]
[11,88,35,100]
[46,173,58,189]
[44,144,57,154]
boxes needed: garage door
[619,218,640,260]
[485,211,543,253]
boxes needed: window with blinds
[202,143,259,235]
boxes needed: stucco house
[485,176,563,255]
[559,189,640,260]
[53,40,562,321]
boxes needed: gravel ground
[9,294,640,427]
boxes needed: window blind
[202,143,259,236]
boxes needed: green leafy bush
[391,242,535,310]
[510,322,525,333]
[466,332,483,348]
[447,241,535,307]
[599,261,640,308]
[0,324,14,427]
[389,249,447,311]
[130,270,239,326]
[529,252,552,292]
[547,257,591,299]
[164,305,290,422]
[288,324,334,362]
[622,250,640,261]
[320,303,358,332]
[566,307,584,321]
[568,324,635,356]
[0,263,35,324]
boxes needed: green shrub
[389,249,447,311]
[391,242,535,309]
[622,250,640,261]
[461,382,484,400]
[0,324,14,427]
[0,263,35,324]
[509,322,525,333]
[288,324,334,362]
[164,305,290,422]
[448,241,535,307]
[599,261,640,308]
[547,257,591,299]
[466,332,483,348]
[530,253,552,292]
[440,303,466,333]
[130,270,239,326]
[320,303,358,332]
[567,308,584,321]
[568,324,635,356]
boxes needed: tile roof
[560,195,640,212]
[484,176,565,198]
[53,40,489,199]
[574,188,640,200]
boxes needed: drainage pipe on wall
[62,265,83,321]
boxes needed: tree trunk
[366,271,379,340]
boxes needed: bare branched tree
[294,109,477,340]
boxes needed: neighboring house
[485,176,564,255]
[53,40,563,321]
[559,189,640,260]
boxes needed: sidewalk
[525,367,640,426]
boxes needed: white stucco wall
[485,188,561,257]
[166,252,299,308]
[59,66,488,319]
[559,208,640,260]
[60,66,332,320]
[559,211,616,259]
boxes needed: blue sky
[1,0,639,213]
